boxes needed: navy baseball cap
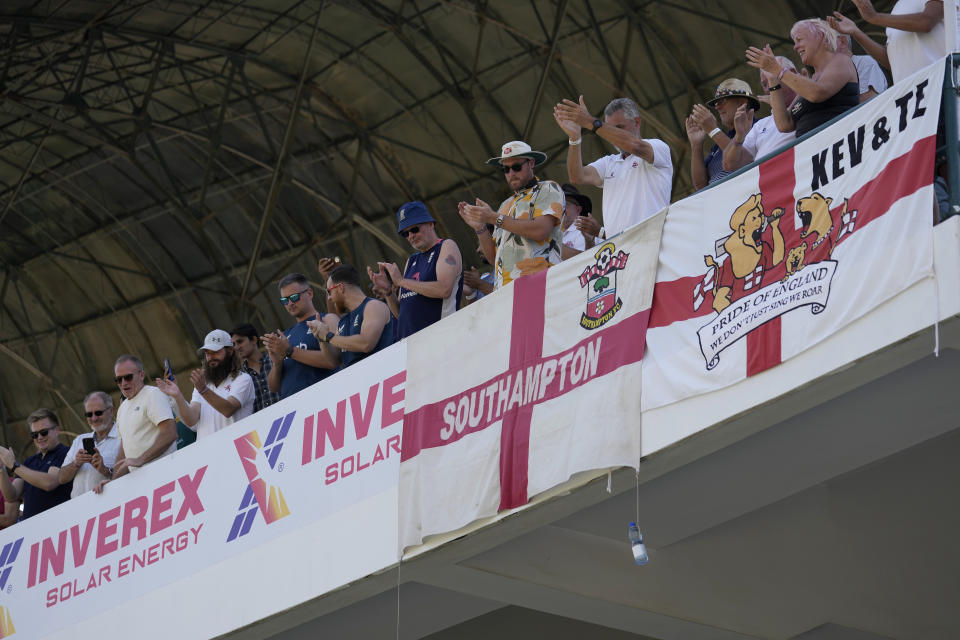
[396,201,436,234]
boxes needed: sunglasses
[114,373,136,385]
[325,283,344,295]
[400,225,420,238]
[31,428,53,440]
[280,288,310,305]
[85,410,106,418]
[501,162,529,174]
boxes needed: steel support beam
[522,0,569,141]
[239,11,320,302]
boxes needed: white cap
[197,329,233,354]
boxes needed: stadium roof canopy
[0,0,892,450]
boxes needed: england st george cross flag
[642,60,943,410]
[399,211,665,549]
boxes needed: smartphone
[163,358,174,381]
[82,437,96,455]
[384,269,394,286]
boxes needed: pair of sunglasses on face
[30,428,54,439]
[280,288,310,306]
[501,162,529,174]
[85,410,106,418]
[114,373,137,385]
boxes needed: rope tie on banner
[395,560,401,640]
[931,212,940,358]
[636,471,640,525]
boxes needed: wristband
[777,67,787,82]
[768,84,782,92]
[475,227,488,235]
[285,344,294,358]
[568,138,582,146]
[708,127,722,139]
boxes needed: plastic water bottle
[628,522,649,565]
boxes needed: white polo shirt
[852,55,889,96]
[742,115,796,162]
[63,424,121,497]
[188,371,255,439]
[588,138,672,238]
[116,385,177,463]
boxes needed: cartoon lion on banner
[703,193,784,313]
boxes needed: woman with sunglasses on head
[458,141,563,290]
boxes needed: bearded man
[158,329,255,439]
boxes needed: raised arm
[829,12,891,70]
[723,104,758,171]
[747,46,798,131]
[851,0,943,32]
[553,105,603,186]
[556,96,656,164]
[157,376,200,426]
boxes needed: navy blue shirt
[397,240,462,340]
[281,315,331,398]
[705,128,736,185]
[338,298,394,368]
[22,443,71,519]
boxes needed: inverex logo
[0,538,23,593]
[227,411,295,542]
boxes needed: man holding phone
[58,391,121,497]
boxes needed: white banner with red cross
[399,211,665,550]
[642,60,944,410]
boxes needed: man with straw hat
[458,141,563,289]
[686,78,760,189]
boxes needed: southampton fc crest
[578,241,629,330]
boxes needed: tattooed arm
[379,240,463,300]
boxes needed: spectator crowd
[1,1,957,526]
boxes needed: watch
[323,331,335,343]
[591,118,603,132]
[495,214,505,228]
[285,345,294,358]
[11,461,20,473]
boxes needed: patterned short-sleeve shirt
[493,178,564,288]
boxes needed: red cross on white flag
[641,60,944,411]
[399,212,665,550]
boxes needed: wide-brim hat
[396,201,436,233]
[706,78,760,111]
[197,328,232,354]
[486,140,547,167]
[561,183,592,216]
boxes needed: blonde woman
[746,19,859,136]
